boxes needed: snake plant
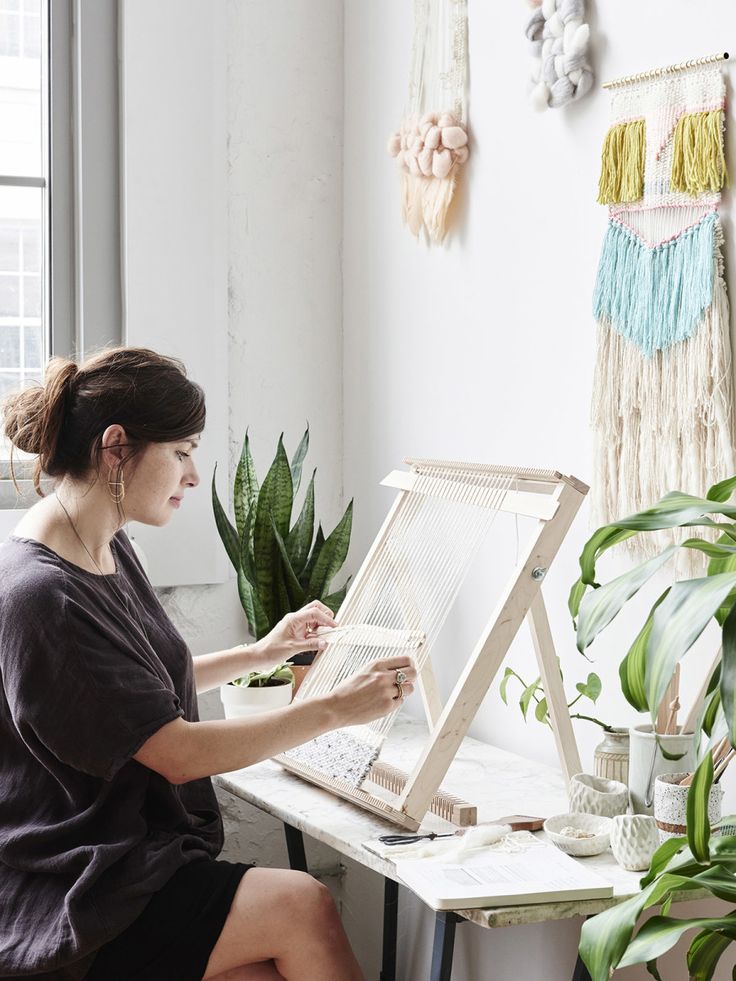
[212,427,352,639]
[570,474,736,980]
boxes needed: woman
[0,347,415,981]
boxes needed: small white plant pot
[568,773,629,817]
[220,682,293,719]
[628,725,697,815]
[654,772,724,842]
[610,814,659,871]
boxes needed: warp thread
[525,0,593,109]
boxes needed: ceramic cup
[628,725,697,815]
[654,772,724,842]
[610,814,659,871]
[568,773,629,817]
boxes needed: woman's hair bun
[2,356,78,460]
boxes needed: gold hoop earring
[108,466,125,504]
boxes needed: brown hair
[2,347,206,495]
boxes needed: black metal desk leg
[380,878,399,981]
[572,955,592,981]
[283,823,308,873]
[430,912,459,981]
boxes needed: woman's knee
[279,871,338,927]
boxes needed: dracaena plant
[212,427,352,640]
[569,474,736,980]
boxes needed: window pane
[23,322,41,368]
[0,371,22,402]
[0,3,42,176]
[0,275,20,316]
[21,224,39,271]
[0,325,19,363]
[0,227,19,272]
[23,273,39,316]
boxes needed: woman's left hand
[257,600,338,666]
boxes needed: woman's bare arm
[134,656,416,784]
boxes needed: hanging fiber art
[592,63,735,558]
[387,0,469,243]
[525,0,593,110]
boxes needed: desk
[215,720,641,980]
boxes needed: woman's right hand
[330,656,417,727]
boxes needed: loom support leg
[283,823,308,873]
[572,953,592,981]
[380,877,399,981]
[430,911,461,981]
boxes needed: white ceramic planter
[568,773,629,817]
[220,682,293,719]
[654,772,724,842]
[610,814,659,871]
[628,725,697,815]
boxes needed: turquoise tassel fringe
[593,211,717,357]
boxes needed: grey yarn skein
[526,0,593,109]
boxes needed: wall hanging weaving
[387,0,469,243]
[525,0,593,110]
[278,459,588,830]
[592,57,735,559]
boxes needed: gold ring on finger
[395,668,408,686]
[394,681,404,700]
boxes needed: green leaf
[579,881,660,980]
[322,578,351,615]
[252,437,294,628]
[286,469,315,576]
[721,599,736,746]
[237,568,269,639]
[535,696,549,723]
[707,474,736,503]
[576,546,677,653]
[233,430,258,538]
[575,673,602,704]
[688,929,732,981]
[619,913,736,970]
[568,577,588,623]
[578,525,638,587]
[271,516,306,610]
[499,667,516,706]
[646,574,736,725]
[290,424,309,495]
[301,524,325,588]
[519,677,541,721]
[682,537,736,558]
[619,589,670,712]
[307,500,353,599]
[687,754,714,862]
[212,465,240,572]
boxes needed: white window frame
[0,0,121,508]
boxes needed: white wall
[343,1,736,978]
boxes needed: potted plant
[499,667,625,781]
[569,474,736,979]
[212,426,352,700]
[220,663,295,719]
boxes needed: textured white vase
[568,773,629,817]
[610,814,659,871]
[654,772,724,842]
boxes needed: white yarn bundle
[525,0,593,110]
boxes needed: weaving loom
[278,460,588,831]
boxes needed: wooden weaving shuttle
[488,815,545,832]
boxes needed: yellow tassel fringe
[597,119,645,205]
[671,109,728,196]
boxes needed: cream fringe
[400,169,459,243]
[591,275,735,571]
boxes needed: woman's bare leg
[208,963,283,980]
[203,868,364,981]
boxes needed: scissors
[378,832,458,846]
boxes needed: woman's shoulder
[0,536,68,612]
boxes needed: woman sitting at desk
[0,347,416,981]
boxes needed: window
[0,0,47,457]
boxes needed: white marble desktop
[215,718,644,928]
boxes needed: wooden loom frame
[278,460,588,832]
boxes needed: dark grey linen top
[0,532,223,978]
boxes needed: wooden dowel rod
[603,52,729,90]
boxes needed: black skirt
[84,858,252,981]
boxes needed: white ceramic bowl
[544,812,612,857]
[569,772,629,817]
